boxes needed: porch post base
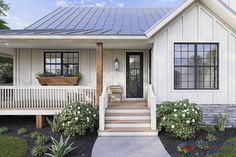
[36,115,45,129]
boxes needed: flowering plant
[60,102,98,136]
[157,99,202,139]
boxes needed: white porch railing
[99,86,108,131]
[148,84,157,131]
[0,86,96,115]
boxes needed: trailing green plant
[206,133,217,142]
[196,140,209,150]
[31,131,43,139]
[157,99,202,140]
[60,102,98,136]
[0,127,9,134]
[46,136,77,157]
[200,124,216,133]
[46,114,62,133]
[36,135,49,146]
[31,145,48,157]
[217,113,227,132]
[17,128,28,135]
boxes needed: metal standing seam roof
[0,7,173,36]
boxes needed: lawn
[0,136,27,157]
[0,116,97,157]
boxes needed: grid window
[44,52,79,76]
[174,43,218,90]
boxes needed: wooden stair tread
[104,127,152,132]
[105,113,150,116]
[106,120,150,124]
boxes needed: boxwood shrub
[157,99,202,140]
[60,102,98,136]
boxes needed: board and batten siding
[13,49,149,99]
[152,2,236,104]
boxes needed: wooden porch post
[96,43,103,108]
[36,115,45,129]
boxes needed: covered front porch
[0,37,156,132]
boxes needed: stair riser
[106,110,150,114]
[105,116,150,120]
[98,131,158,136]
[105,123,151,128]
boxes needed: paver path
[92,137,170,157]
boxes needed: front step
[98,128,158,136]
[106,109,150,114]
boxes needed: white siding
[14,49,149,99]
[153,3,236,104]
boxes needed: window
[174,43,219,90]
[44,52,79,76]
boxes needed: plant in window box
[35,72,81,86]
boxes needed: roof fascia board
[0,35,147,40]
[145,0,195,38]
[200,0,236,32]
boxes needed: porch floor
[108,101,148,109]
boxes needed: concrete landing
[92,137,170,157]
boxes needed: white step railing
[99,86,108,131]
[148,84,157,131]
[0,86,96,114]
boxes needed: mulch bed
[0,116,97,157]
[159,128,236,157]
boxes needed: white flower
[174,109,177,112]
[94,114,96,117]
[196,106,200,110]
[87,117,90,122]
[186,109,189,111]
[62,123,65,126]
[192,119,195,123]
[174,103,177,106]
[161,105,163,108]
[195,111,198,114]
[174,114,178,117]
[89,111,91,114]
[75,117,78,121]
[67,121,71,124]
[163,117,166,120]
[182,114,186,117]
[187,112,189,114]
[184,103,187,107]
[70,105,73,108]
[77,111,80,114]
[86,108,89,111]
[171,125,175,129]
[192,109,195,112]
[78,107,80,109]
[74,112,76,115]
[186,120,190,124]
[183,110,187,113]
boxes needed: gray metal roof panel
[1,7,173,36]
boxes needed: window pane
[174,43,218,89]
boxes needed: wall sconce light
[114,57,119,71]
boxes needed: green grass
[208,137,236,157]
[0,136,28,157]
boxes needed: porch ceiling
[0,38,151,50]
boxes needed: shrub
[0,136,28,157]
[31,131,43,139]
[200,124,216,133]
[157,99,202,140]
[217,113,227,132]
[206,133,217,142]
[17,128,28,135]
[0,127,9,134]
[46,136,77,157]
[36,135,49,146]
[31,145,48,157]
[46,114,62,133]
[60,102,98,136]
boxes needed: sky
[4,0,181,29]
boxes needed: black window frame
[174,43,219,90]
[44,52,79,76]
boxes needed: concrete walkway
[92,137,170,157]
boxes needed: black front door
[126,52,143,98]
